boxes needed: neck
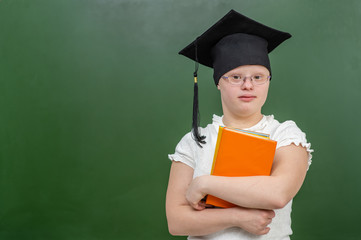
[222,112,263,129]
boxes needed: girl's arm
[186,144,309,210]
[166,161,275,236]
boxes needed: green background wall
[1,0,360,239]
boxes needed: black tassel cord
[192,41,206,147]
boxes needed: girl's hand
[230,207,275,235]
[186,176,209,210]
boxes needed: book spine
[210,126,223,175]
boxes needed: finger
[263,210,275,219]
[266,218,272,226]
[192,203,206,211]
[269,210,276,218]
[198,201,214,208]
[254,227,270,236]
[260,219,272,229]
[260,227,271,235]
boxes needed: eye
[231,75,242,80]
[253,75,263,80]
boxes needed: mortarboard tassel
[192,41,206,147]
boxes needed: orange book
[206,126,277,208]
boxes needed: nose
[241,76,254,90]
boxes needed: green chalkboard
[1,0,361,239]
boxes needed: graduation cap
[178,9,291,147]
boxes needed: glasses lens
[252,75,268,85]
[229,75,243,84]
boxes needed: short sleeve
[168,132,196,169]
[273,121,313,169]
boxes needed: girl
[166,10,313,240]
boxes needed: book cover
[206,126,277,208]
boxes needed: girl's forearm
[167,205,236,236]
[203,175,288,210]
[167,204,274,236]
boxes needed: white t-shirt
[168,114,313,240]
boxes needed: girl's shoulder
[267,116,313,167]
[263,115,302,136]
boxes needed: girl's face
[217,65,270,120]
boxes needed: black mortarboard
[179,9,291,147]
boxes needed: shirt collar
[212,114,273,132]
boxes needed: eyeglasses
[221,74,271,85]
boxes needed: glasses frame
[221,74,271,86]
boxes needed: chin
[235,109,255,117]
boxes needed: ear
[217,84,220,90]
